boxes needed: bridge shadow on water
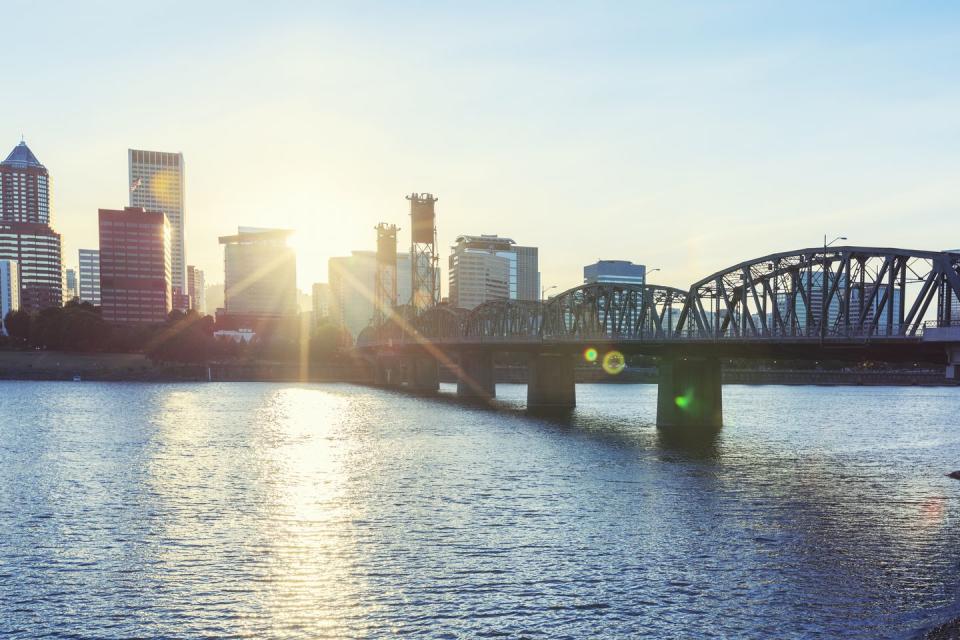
[535,409,722,461]
[364,383,960,636]
[395,384,725,462]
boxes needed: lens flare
[584,348,598,362]
[602,350,625,375]
[675,389,694,409]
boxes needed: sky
[3,1,959,294]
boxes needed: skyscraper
[947,250,960,325]
[0,259,19,331]
[0,141,63,311]
[98,207,171,323]
[1,140,50,224]
[584,260,646,286]
[219,227,297,317]
[187,265,205,314]
[312,282,330,321]
[78,249,101,306]
[448,234,539,310]
[129,149,185,294]
[328,251,424,340]
[65,268,78,301]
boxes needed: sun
[287,230,327,291]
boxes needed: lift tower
[407,193,439,312]
[374,222,398,329]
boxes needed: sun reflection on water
[141,385,376,636]
[250,386,372,635]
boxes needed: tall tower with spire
[0,140,51,224]
[0,140,63,311]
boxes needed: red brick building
[98,207,171,323]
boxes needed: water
[1,381,959,638]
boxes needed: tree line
[1,300,352,364]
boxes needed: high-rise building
[172,288,191,312]
[0,259,19,332]
[851,284,902,335]
[774,273,904,336]
[205,282,224,314]
[187,265,205,314]
[129,149,185,295]
[328,252,374,340]
[98,207,171,324]
[0,222,63,311]
[65,268,78,301]
[312,282,330,321]
[946,250,960,325]
[584,260,646,287]
[328,251,427,340]
[448,234,540,310]
[78,249,101,306]
[515,245,540,301]
[0,141,63,311]
[0,140,50,224]
[219,227,297,318]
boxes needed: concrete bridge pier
[527,353,576,411]
[404,353,439,394]
[656,357,722,429]
[947,345,960,380]
[457,351,496,400]
[372,361,389,385]
[373,355,402,387]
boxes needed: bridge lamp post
[821,235,848,343]
[542,284,557,301]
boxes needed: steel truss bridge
[358,246,960,427]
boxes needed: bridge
[357,246,960,428]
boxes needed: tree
[4,309,31,342]
[30,307,66,350]
[146,310,216,363]
[60,305,111,351]
[310,320,351,361]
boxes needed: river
[1,381,958,638]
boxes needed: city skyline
[3,2,958,295]
[4,6,960,639]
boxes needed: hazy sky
[3,1,959,293]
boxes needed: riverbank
[0,351,955,386]
[0,351,369,382]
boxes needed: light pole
[541,284,557,300]
[821,235,847,343]
[647,267,661,282]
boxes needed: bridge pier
[656,357,722,429]
[947,345,960,381]
[373,355,403,387]
[404,353,439,393]
[457,351,496,400]
[528,353,576,411]
[372,361,388,385]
